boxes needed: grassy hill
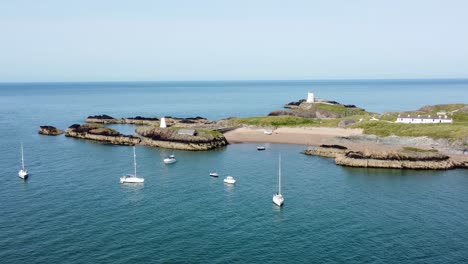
[232,104,468,141]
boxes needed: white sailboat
[120,146,144,184]
[272,155,284,206]
[18,143,28,179]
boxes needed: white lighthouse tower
[306,91,315,103]
[160,117,167,128]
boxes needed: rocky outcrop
[304,146,467,170]
[85,115,125,124]
[136,127,228,151]
[38,126,63,136]
[65,124,140,146]
[303,145,347,158]
[273,100,367,119]
[86,114,218,128]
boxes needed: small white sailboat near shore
[18,143,28,179]
[120,146,144,184]
[272,155,284,207]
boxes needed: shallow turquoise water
[1,80,468,263]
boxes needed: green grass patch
[403,147,438,153]
[353,121,468,140]
[197,129,223,137]
[313,103,369,116]
[233,116,338,127]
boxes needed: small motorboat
[163,155,177,164]
[209,172,219,177]
[224,176,236,184]
[257,146,266,151]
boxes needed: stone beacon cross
[307,91,315,103]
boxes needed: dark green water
[1,80,467,263]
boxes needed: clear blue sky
[1,0,467,82]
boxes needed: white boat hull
[163,158,177,164]
[18,169,28,179]
[209,173,219,177]
[273,194,284,206]
[224,177,236,184]
[120,175,144,184]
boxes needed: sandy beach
[224,127,468,161]
[224,127,363,146]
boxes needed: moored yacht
[18,143,28,179]
[272,155,284,206]
[120,147,144,184]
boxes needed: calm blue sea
[1,80,468,263]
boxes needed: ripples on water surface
[1,80,468,263]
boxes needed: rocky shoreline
[304,145,467,170]
[86,115,218,128]
[64,123,228,150]
[65,124,141,145]
[136,127,228,151]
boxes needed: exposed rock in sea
[86,115,125,124]
[65,124,140,145]
[136,126,228,151]
[38,125,63,136]
[303,146,467,170]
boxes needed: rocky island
[136,127,228,151]
[38,125,63,136]
[304,145,467,170]
[65,120,229,150]
[65,124,141,145]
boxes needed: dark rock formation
[304,146,467,170]
[320,144,348,150]
[136,127,228,151]
[65,124,140,145]
[38,126,63,136]
[126,116,159,121]
[284,99,306,108]
[87,114,115,120]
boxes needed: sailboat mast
[133,146,137,177]
[21,143,25,170]
[278,155,281,195]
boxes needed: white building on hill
[395,114,453,124]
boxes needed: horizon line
[1,77,468,85]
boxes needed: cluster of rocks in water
[41,114,231,151]
[38,126,63,136]
[304,145,467,170]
